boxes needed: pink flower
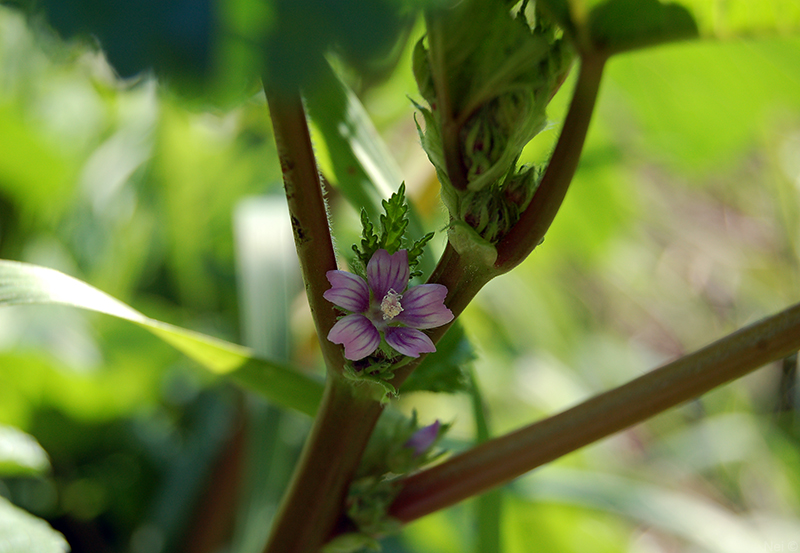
[324,249,454,361]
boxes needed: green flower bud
[503,164,541,210]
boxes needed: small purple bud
[405,420,441,457]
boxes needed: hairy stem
[495,54,606,272]
[390,301,800,522]
[264,86,385,553]
[265,86,342,372]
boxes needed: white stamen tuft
[380,289,404,320]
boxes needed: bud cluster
[459,164,541,243]
[413,0,572,247]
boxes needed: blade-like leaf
[304,62,434,275]
[0,496,69,553]
[0,260,323,416]
[0,425,50,477]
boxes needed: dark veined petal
[367,249,410,299]
[328,314,380,360]
[384,326,436,358]
[323,270,370,313]
[394,284,454,329]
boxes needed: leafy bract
[0,496,69,553]
[351,184,434,279]
[0,260,323,416]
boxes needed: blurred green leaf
[0,260,323,416]
[304,62,435,275]
[304,62,401,223]
[0,496,69,553]
[468,368,503,553]
[589,0,699,55]
[521,468,794,553]
[401,322,473,394]
[676,0,800,39]
[0,424,49,476]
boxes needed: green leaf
[0,496,69,553]
[0,260,323,416]
[676,0,800,39]
[589,0,699,55]
[400,322,474,394]
[304,62,401,224]
[468,368,503,553]
[0,425,50,477]
[304,62,435,276]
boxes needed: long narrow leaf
[304,63,435,274]
[0,260,323,416]
[468,368,503,553]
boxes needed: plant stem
[390,300,800,522]
[263,374,384,553]
[264,86,343,373]
[264,85,386,552]
[495,53,606,272]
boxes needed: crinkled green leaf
[0,496,69,553]
[0,425,50,477]
[352,184,431,278]
[0,260,323,416]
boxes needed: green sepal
[449,221,498,267]
[343,362,398,404]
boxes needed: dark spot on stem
[291,215,308,243]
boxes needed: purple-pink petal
[328,314,380,360]
[323,270,370,313]
[384,326,436,358]
[405,420,441,456]
[367,249,410,299]
[394,284,454,329]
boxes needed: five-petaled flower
[324,249,454,361]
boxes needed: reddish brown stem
[391,301,800,522]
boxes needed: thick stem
[495,54,606,272]
[263,375,384,553]
[265,86,343,373]
[390,301,800,522]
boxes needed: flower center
[380,289,404,320]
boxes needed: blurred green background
[2,1,800,552]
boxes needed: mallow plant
[1,0,800,552]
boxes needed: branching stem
[390,301,800,522]
[495,54,606,271]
